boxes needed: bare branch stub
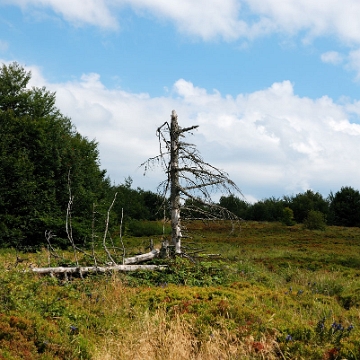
[102,192,118,265]
[142,110,242,255]
[66,169,79,266]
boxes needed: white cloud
[21,64,360,200]
[345,100,360,116]
[328,118,360,135]
[244,0,360,44]
[320,49,360,81]
[4,0,360,44]
[126,0,248,41]
[3,0,118,29]
[321,51,344,65]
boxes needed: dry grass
[93,309,282,360]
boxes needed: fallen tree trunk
[123,249,159,264]
[32,264,166,275]
[30,248,162,276]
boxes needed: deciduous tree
[329,186,360,227]
[0,62,109,247]
[286,190,329,223]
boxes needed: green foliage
[126,257,230,287]
[247,197,285,222]
[303,210,326,230]
[219,187,360,230]
[219,195,249,219]
[127,220,171,237]
[285,190,329,223]
[0,62,110,247]
[282,207,295,226]
[111,180,165,222]
[329,186,360,227]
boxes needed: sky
[1,0,360,203]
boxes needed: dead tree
[142,110,241,255]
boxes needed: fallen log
[31,264,167,275]
[123,249,159,264]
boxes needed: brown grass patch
[92,310,282,360]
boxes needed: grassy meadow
[1,221,360,359]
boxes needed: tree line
[219,186,360,228]
[1,63,359,249]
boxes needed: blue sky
[1,0,360,202]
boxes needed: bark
[170,110,182,254]
[123,249,159,264]
[32,249,161,275]
[31,264,166,275]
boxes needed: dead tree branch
[102,192,118,265]
[119,208,126,264]
[66,170,78,266]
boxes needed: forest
[1,61,360,250]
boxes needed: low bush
[303,210,326,230]
[282,207,296,226]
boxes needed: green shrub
[303,210,326,230]
[282,207,296,226]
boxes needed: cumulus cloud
[244,0,360,44]
[126,0,248,41]
[320,49,360,80]
[3,0,118,29]
[22,64,360,200]
[4,0,360,44]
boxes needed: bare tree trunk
[31,264,166,275]
[123,249,160,264]
[102,193,117,264]
[66,170,79,266]
[170,110,182,254]
[142,110,240,258]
